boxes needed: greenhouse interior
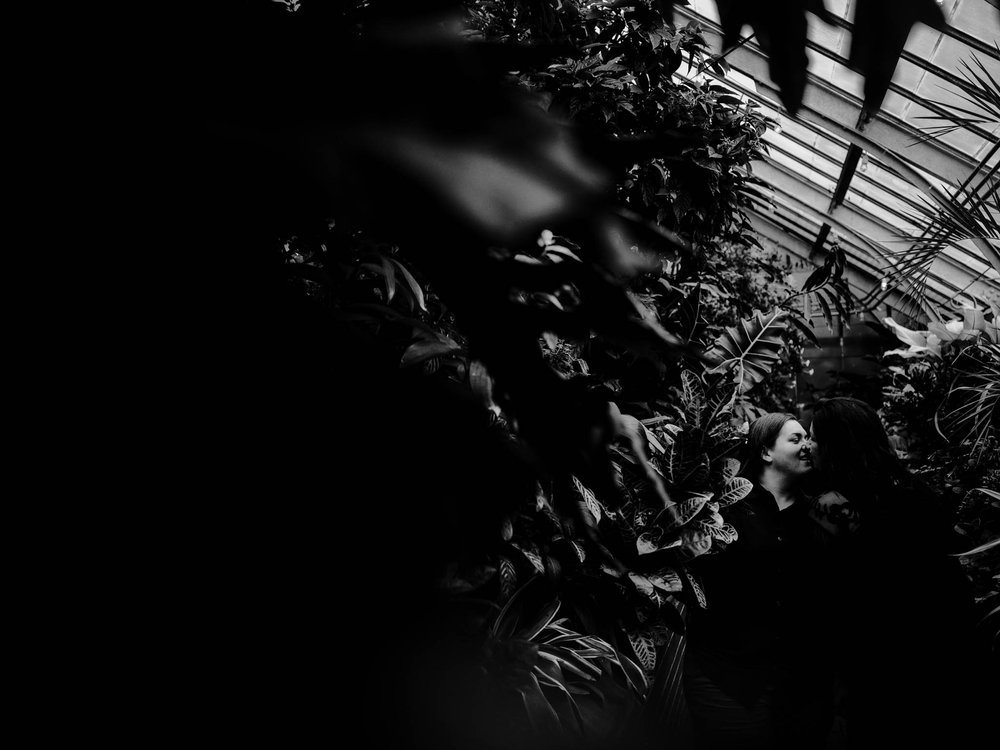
[177,2,999,749]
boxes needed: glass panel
[948,0,1000,46]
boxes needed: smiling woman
[683,413,834,750]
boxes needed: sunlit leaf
[717,476,753,507]
[704,308,787,393]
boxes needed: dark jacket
[811,481,994,748]
[687,484,835,707]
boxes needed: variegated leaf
[707,523,738,544]
[656,492,712,535]
[514,543,545,574]
[665,438,683,485]
[681,370,706,428]
[684,568,708,608]
[629,633,657,674]
[572,476,602,524]
[721,458,742,482]
[648,568,683,593]
[675,527,713,563]
[499,555,518,602]
[637,531,661,555]
[706,382,738,425]
[717,476,753,507]
[642,424,666,455]
[628,572,656,599]
[681,454,710,488]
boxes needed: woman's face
[807,424,822,472]
[764,419,812,477]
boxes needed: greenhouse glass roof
[675,0,1000,319]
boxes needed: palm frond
[912,49,1000,143]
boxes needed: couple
[683,397,989,749]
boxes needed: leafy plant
[870,46,1000,312]
[482,577,648,740]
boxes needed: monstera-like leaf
[704,309,787,393]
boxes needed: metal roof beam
[796,39,999,143]
[676,6,980,184]
[752,162,996,299]
[763,135,1000,271]
[830,144,864,212]
[746,208,941,312]
[822,8,1000,63]
[674,68,941,216]
[763,139,926,228]
[761,125,939,220]
[745,193,888,279]
[811,223,833,259]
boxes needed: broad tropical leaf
[657,492,711,534]
[704,308,787,393]
[675,527,713,562]
[700,521,738,545]
[704,381,738,427]
[720,458,741,482]
[680,454,710,488]
[400,330,461,367]
[628,572,656,599]
[637,530,662,555]
[717,476,753,507]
